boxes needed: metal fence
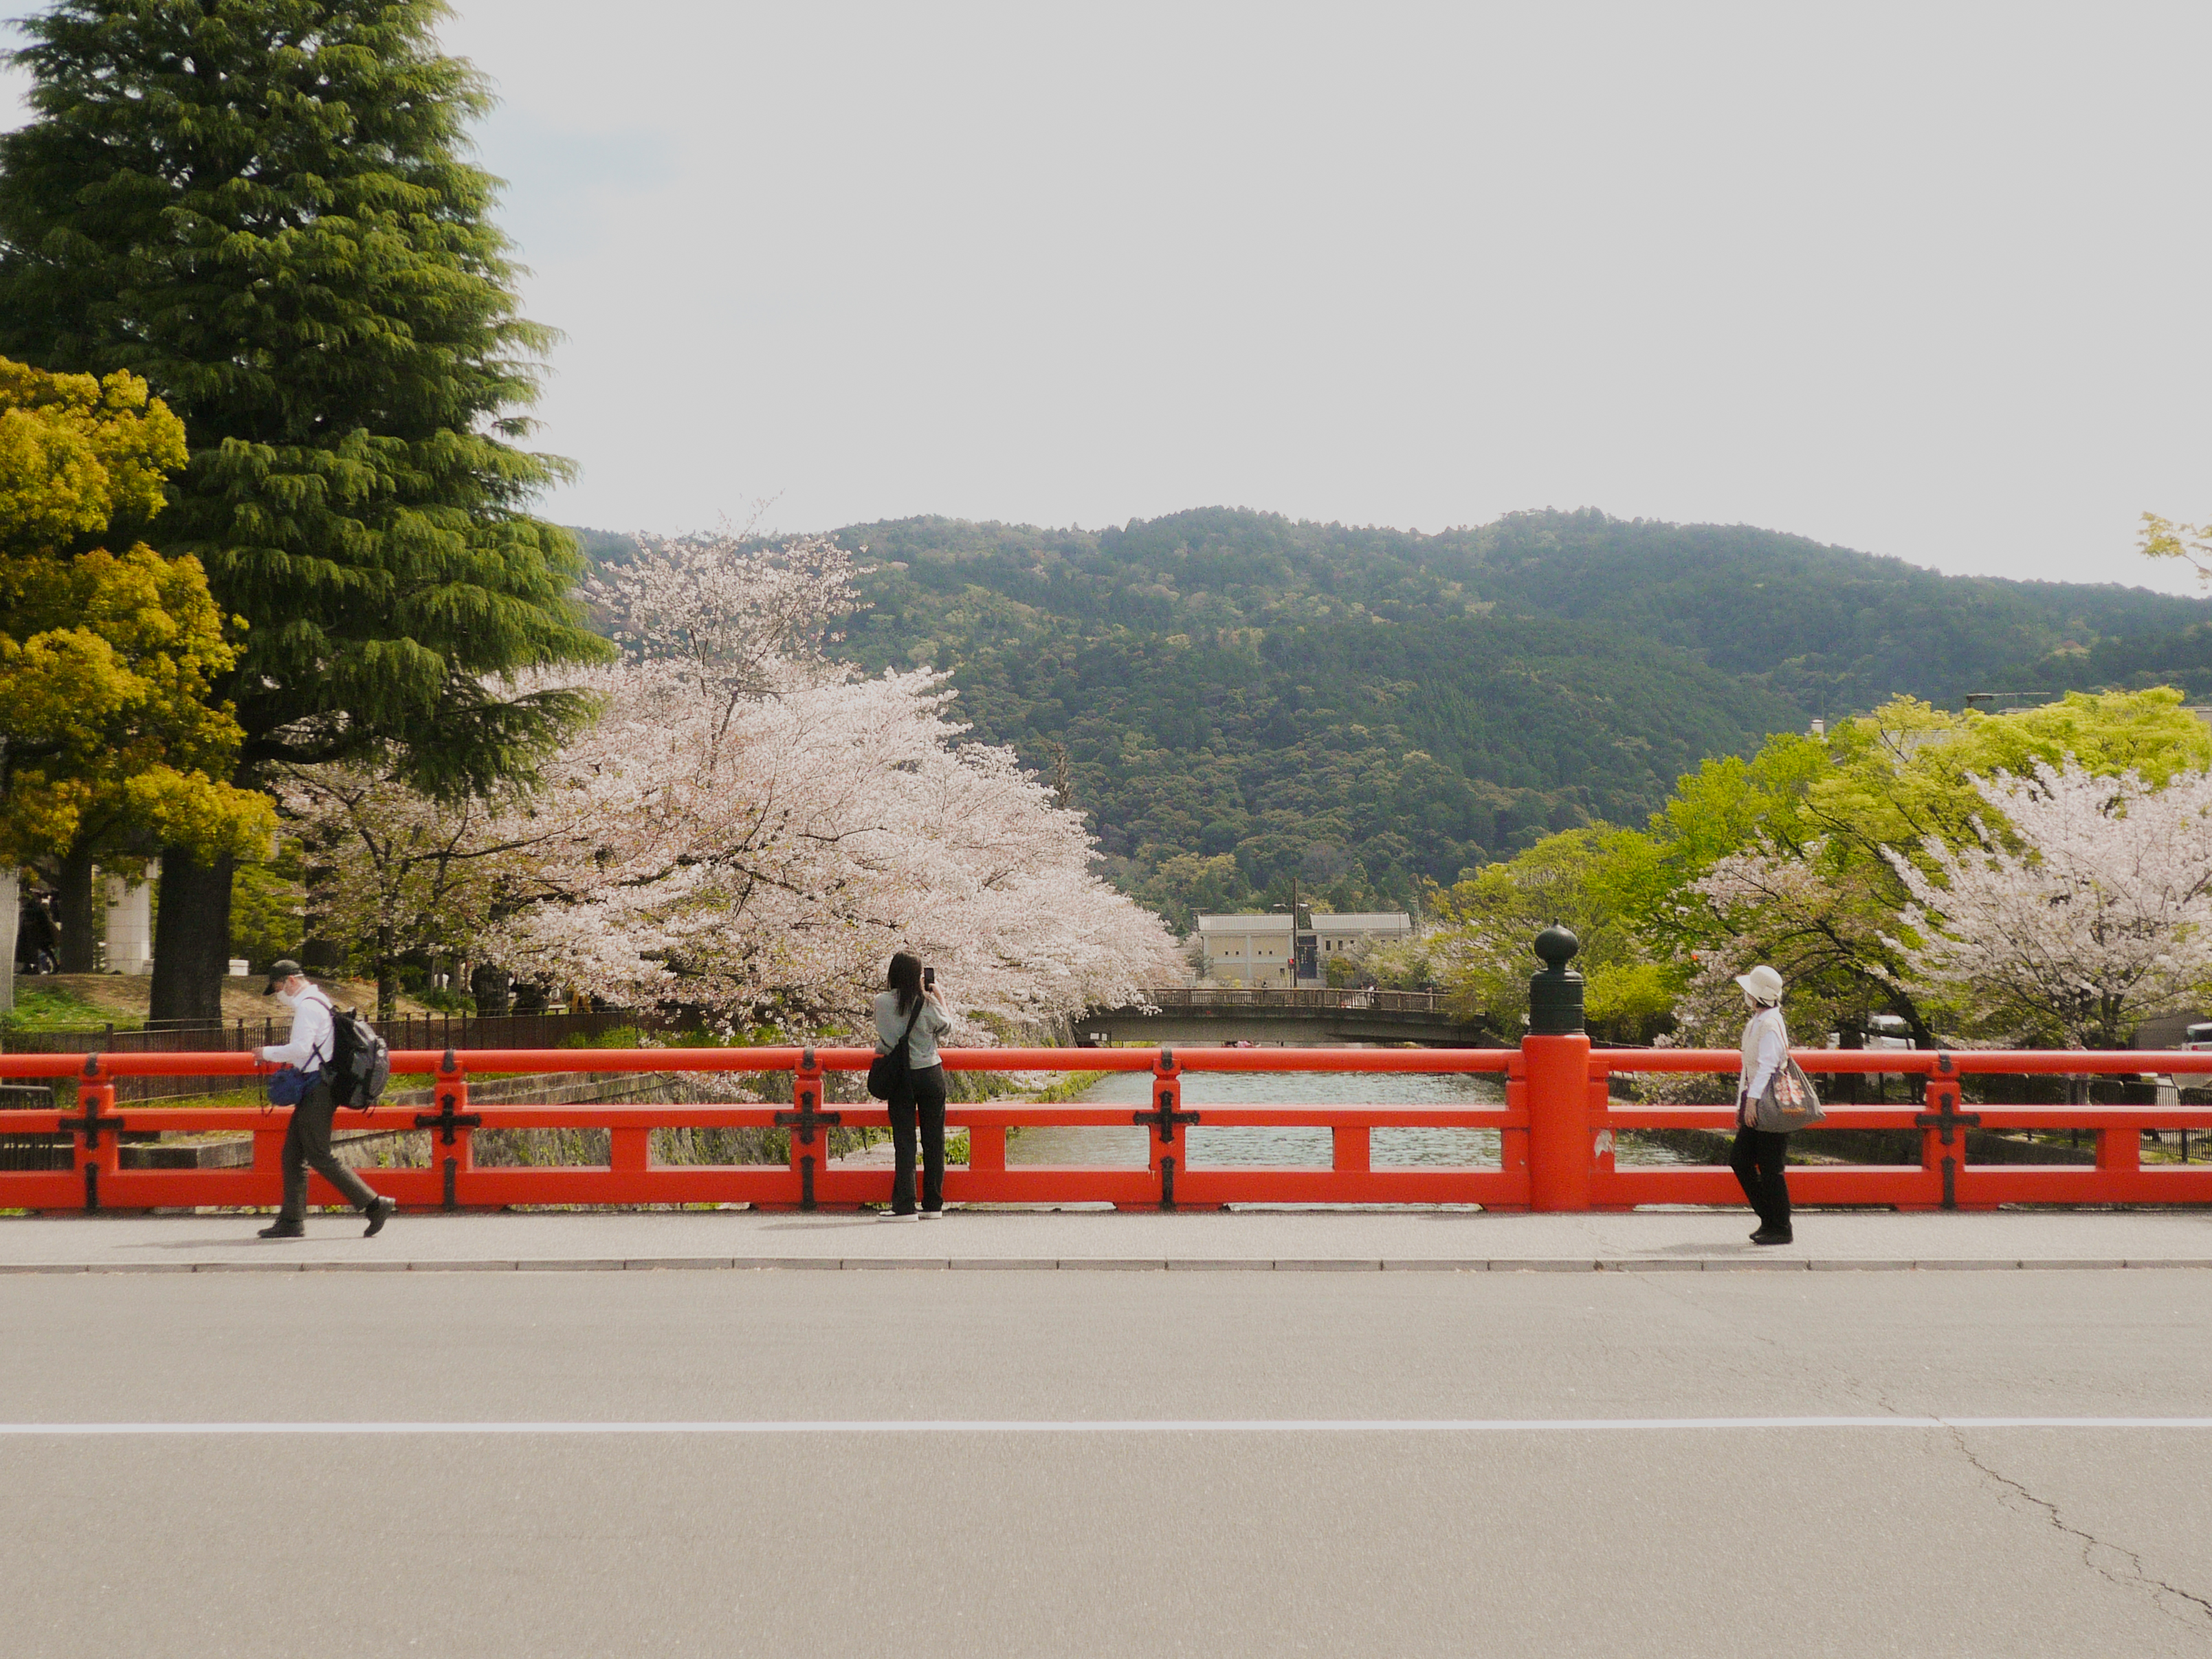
[0,1008,656,1100]
[1131,986,1453,1015]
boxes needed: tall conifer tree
[0,0,608,1018]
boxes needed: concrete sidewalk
[3,1206,2212,1272]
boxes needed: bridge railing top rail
[0,1044,1520,1082]
[1594,1048,2208,1077]
[5,1043,2206,1084]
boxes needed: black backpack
[328,1007,391,1111]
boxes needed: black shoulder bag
[866,999,925,1101]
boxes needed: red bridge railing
[0,1038,2207,1214]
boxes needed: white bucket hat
[1734,964,1784,1004]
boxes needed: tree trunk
[375,922,397,1023]
[56,843,98,974]
[469,963,512,1016]
[0,869,17,1013]
[148,846,233,1023]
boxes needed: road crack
[1947,1426,2212,1634]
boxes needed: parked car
[1865,1014,1916,1051]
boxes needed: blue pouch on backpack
[267,1065,317,1106]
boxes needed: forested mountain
[574,510,2210,925]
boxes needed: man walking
[256,960,395,1239]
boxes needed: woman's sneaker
[878,1209,918,1223]
[918,1207,944,1221]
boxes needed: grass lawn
[1,981,128,1033]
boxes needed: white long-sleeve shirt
[1739,1005,1789,1104]
[261,985,335,1073]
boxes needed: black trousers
[278,1076,381,1221]
[1731,1122,1791,1234]
[887,1063,947,1215]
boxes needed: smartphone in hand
[922,965,936,990]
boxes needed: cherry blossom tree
[276,765,562,1020]
[1885,761,2212,1049]
[485,531,1182,1032]
[1681,840,1929,1040]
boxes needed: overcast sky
[9,2,2211,593]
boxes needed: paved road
[4,1267,2211,1656]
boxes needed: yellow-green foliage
[0,357,274,867]
[1648,688,2212,1036]
[1429,826,1681,1042]
[1433,688,2212,1044]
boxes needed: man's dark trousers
[1730,1124,1791,1234]
[278,1074,380,1222]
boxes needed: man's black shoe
[1749,1227,1794,1247]
[362,1196,397,1238]
[258,1221,305,1239]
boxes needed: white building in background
[1195,913,1294,987]
[1197,910,1414,986]
[103,865,155,975]
[1310,912,1414,961]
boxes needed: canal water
[1008,1067,1689,1169]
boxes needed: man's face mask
[276,988,297,1008]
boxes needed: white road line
[1,1417,2210,1436]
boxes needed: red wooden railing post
[1143,1049,1195,1210]
[1523,1033,1593,1210]
[1914,1060,1976,1210]
[966,1118,1007,1177]
[423,1050,476,1212]
[786,1047,829,1210]
[1523,925,1593,1211]
[1332,1123,1369,1175]
[2096,1101,2141,1195]
[65,1055,122,1214]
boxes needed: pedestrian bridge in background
[1079,987,1494,1047]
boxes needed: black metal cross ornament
[413,1092,483,1146]
[58,1099,127,1150]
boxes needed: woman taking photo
[1732,964,1794,1245]
[873,953,953,1220]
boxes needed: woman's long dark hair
[887,952,924,1016]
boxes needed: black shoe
[1749,1227,1793,1247]
[362,1196,396,1238]
[258,1221,305,1239]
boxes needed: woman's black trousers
[888,1062,948,1214]
[1730,1124,1791,1233]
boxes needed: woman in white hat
[1732,964,1793,1245]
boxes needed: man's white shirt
[261,986,335,1072]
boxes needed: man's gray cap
[264,959,305,994]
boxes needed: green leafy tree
[0,0,610,1018]
[1133,851,1248,933]
[2141,513,2212,583]
[1428,827,1679,1043]
[1650,690,2212,1043]
[0,356,273,962]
